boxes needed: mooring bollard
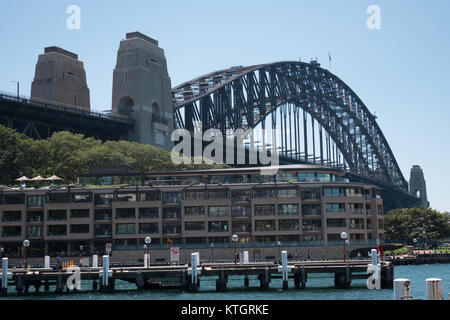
[144,253,150,268]
[394,278,411,300]
[243,251,249,264]
[92,255,98,268]
[99,255,112,290]
[187,252,201,291]
[2,257,11,296]
[278,251,291,290]
[425,278,443,300]
[44,256,50,269]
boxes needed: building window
[185,222,205,231]
[231,205,251,218]
[208,206,229,217]
[140,191,161,201]
[48,210,67,221]
[27,211,43,222]
[326,218,347,228]
[208,221,229,233]
[300,188,321,200]
[325,203,346,212]
[302,219,322,231]
[208,189,229,199]
[2,226,21,237]
[184,206,205,216]
[254,205,275,216]
[94,194,114,206]
[232,221,251,233]
[185,190,207,200]
[279,235,300,242]
[231,190,251,202]
[116,208,135,220]
[163,207,181,219]
[277,188,298,198]
[94,224,112,236]
[139,223,159,234]
[302,204,321,216]
[27,196,45,207]
[3,211,22,222]
[48,193,69,204]
[254,220,275,232]
[378,219,384,229]
[162,222,181,234]
[139,207,158,219]
[278,204,299,216]
[162,192,181,204]
[349,203,364,214]
[71,193,92,203]
[117,192,137,202]
[48,225,67,236]
[350,218,365,229]
[253,188,275,198]
[26,225,43,237]
[94,209,112,221]
[70,209,90,219]
[116,223,135,235]
[323,187,346,197]
[70,224,90,233]
[278,219,299,231]
[4,194,25,204]
[347,188,363,197]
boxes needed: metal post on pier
[243,251,249,264]
[278,251,291,290]
[394,279,411,300]
[100,255,112,291]
[44,256,50,269]
[2,257,11,296]
[92,255,98,268]
[188,252,200,291]
[426,278,443,300]
[367,249,381,290]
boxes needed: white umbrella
[15,176,31,182]
[31,175,47,181]
[47,175,63,181]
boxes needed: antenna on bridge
[329,52,332,71]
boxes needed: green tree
[384,207,450,243]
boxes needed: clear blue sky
[0,0,449,212]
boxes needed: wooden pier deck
[0,259,394,296]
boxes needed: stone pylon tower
[31,47,90,110]
[112,32,174,151]
[409,165,429,207]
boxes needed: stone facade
[111,32,174,151]
[31,47,90,110]
[409,165,429,207]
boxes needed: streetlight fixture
[79,245,83,257]
[0,247,4,259]
[144,237,151,268]
[232,234,239,265]
[210,242,214,262]
[23,239,30,270]
[340,232,348,263]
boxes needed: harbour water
[1,264,448,300]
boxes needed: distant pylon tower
[112,32,174,151]
[409,165,429,207]
[31,47,90,110]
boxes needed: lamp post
[145,237,151,268]
[232,234,238,265]
[277,241,282,263]
[79,245,83,257]
[210,243,214,262]
[340,232,348,263]
[0,247,4,259]
[23,239,30,270]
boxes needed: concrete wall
[31,47,90,110]
[111,32,174,151]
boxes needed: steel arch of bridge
[172,61,408,192]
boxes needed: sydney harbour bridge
[0,33,424,212]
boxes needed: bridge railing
[0,91,132,124]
